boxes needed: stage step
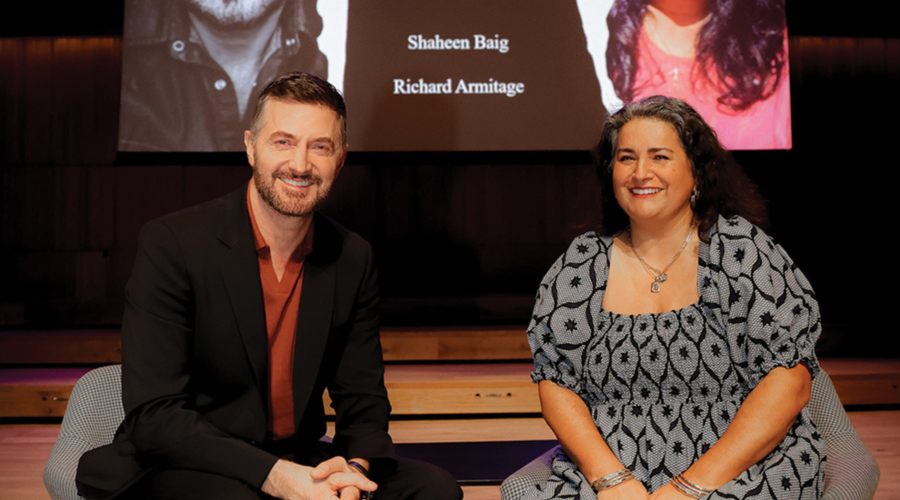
[0,330,121,364]
[818,358,900,406]
[361,417,555,443]
[381,326,529,361]
[0,363,540,418]
[0,326,531,364]
[335,418,557,485]
[0,368,92,418]
[2,360,899,418]
[327,363,539,416]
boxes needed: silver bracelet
[589,468,634,493]
[671,474,713,499]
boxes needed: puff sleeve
[528,233,610,395]
[700,216,821,389]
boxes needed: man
[119,0,328,152]
[77,73,463,500]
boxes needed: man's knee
[125,468,266,500]
[380,458,463,500]
[407,462,462,500]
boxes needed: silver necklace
[628,220,696,293]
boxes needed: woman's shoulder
[537,232,613,286]
[704,214,807,290]
[705,214,779,263]
[531,232,613,322]
[562,231,613,261]
[707,214,767,239]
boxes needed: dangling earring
[690,188,699,210]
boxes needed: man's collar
[217,182,337,269]
[245,183,314,261]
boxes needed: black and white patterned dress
[525,215,825,499]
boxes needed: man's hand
[261,458,378,500]
[310,457,373,500]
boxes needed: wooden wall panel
[83,167,117,250]
[0,39,27,163]
[1,38,119,166]
[182,166,251,209]
[317,163,379,241]
[113,166,185,251]
[1,165,109,280]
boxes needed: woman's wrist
[669,473,714,498]
[590,468,635,493]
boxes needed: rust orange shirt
[247,187,313,440]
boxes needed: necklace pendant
[651,281,661,293]
[656,272,668,283]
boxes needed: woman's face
[611,118,696,227]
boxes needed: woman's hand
[647,482,692,499]
[596,478,650,500]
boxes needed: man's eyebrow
[310,137,337,148]
[267,131,297,141]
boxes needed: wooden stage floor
[2,412,898,500]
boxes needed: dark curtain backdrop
[1,35,897,356]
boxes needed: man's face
[187,0,281,25]
[245,99,346,219]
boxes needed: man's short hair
[249,72,347,147]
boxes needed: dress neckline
[598,233,710,318]
[602,299,703,320]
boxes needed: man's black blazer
[76,184,395,499]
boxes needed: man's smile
[280,177,313,188]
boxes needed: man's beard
[254,166,330,218]
[187,0,280,26]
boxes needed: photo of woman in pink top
[579,0,791,150]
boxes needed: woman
[605,0,790,150]
[523,96,823,499]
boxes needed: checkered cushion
[43,364,124,500]
[500,371,880,500]
[500,446,557,500]
[809,372,880,500]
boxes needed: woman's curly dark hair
[606,0,787,112]
[594,96,769,241]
